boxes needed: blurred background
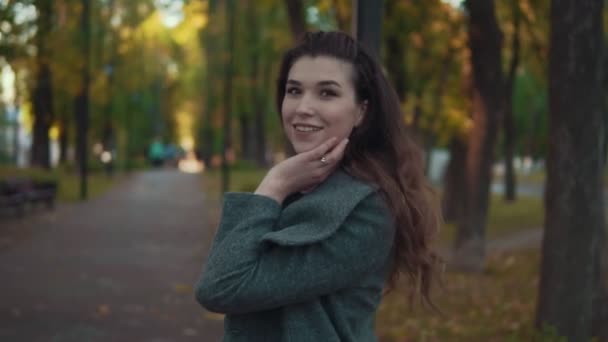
[0,0,607,341]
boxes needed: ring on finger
[320,156,328,165]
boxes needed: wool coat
[195,170,395,341]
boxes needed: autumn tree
[451,0,504,272]
[502,0,521,201]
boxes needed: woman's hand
[254,137,349,203]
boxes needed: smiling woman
[195,31,442,342]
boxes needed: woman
[196,31,441,341]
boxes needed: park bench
[0,177,58,217]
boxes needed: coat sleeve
[195,191,394,314]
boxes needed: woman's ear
[355,100,368,127]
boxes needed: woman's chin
[292,142,319,154]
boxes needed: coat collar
[261,170,377,246]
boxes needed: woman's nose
[295,94,315,115]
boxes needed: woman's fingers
[319,138,349,167]
[326,138,349,161]
[306,137,338,161]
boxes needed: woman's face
[281,56,366,154]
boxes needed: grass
[0,165,127,202]
[53,171,126,202]
[201,167,268,196]
[375,249,556,342]
[494,169,546,185]
[439,195,544,243]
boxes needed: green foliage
[512,68,548,158]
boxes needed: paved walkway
[0,170,224,342]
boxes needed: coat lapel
[260,170,376,246]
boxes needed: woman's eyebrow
[286,79,342,88]
[318,80,341,88]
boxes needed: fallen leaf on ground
[183,328,198,336]
[173,283,193,294]
[204,312,225,321]
[97,304,111,316]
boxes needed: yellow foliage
[520,0,536,23]
[119,26,132,40]
[173,1,208,46]
[175,102,197,151]
[410,32,424,48]
[20,101,33,134]
[49,124,60,140]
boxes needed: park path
[0,169,224,342]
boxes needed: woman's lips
[293,124,323,132]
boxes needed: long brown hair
[276,31,443,307]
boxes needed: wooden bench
[0,178,58,217]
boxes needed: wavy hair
[276,31,443,307]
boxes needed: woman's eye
[286,87,300,95]
[320,89,337,97]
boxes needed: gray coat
[195,170,395,341]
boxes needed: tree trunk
[200,0,220,168]
[239,115,255,161]
[503,0,520,202]
[31,0,54,169]
[442,137,467,223]
[246,0,266,167]
[124,95,134,171]
[593,38,608,342]
[353,0,383,60]
[284,0,306,40]
[221,0,236,194]
[592,18,608,342]
[384,0,407,102]
[592,225,608,341]
[255,55,272,167]
[31,63,53,168]
[75,0,91,200]
[451,0,503,272]
[59,117,68,165]
[535,1,605,341]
